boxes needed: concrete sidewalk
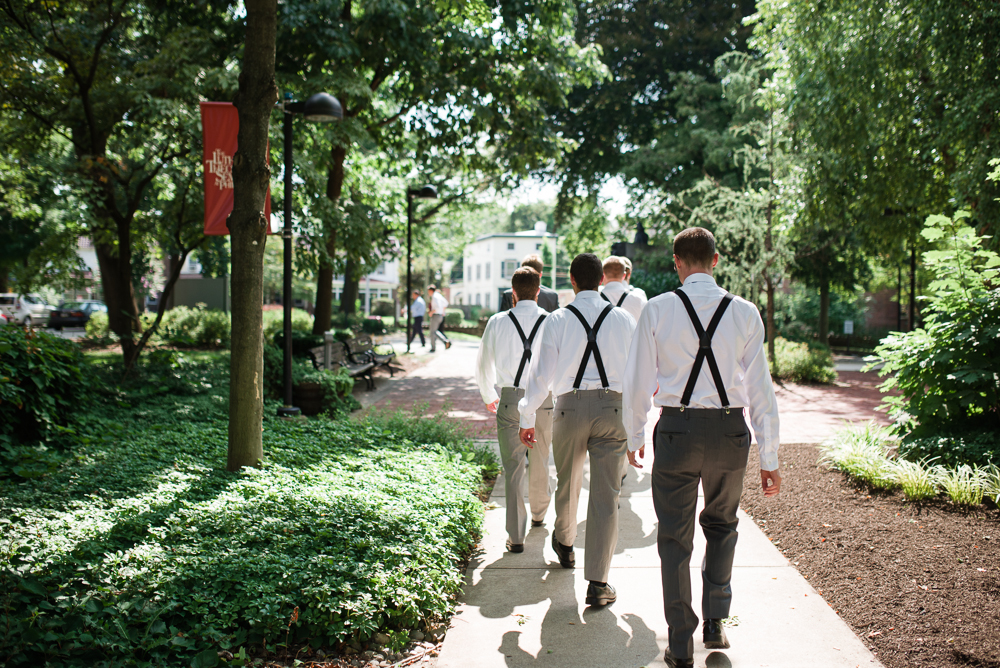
[437,447,883,668]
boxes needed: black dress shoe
[505,539,524,553]
[584,581,616,606]
[663,649,694,668]
[531,519,545,527]
[703,618,730,649]
[551,534,575,568]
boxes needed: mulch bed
[740,443,1000,668]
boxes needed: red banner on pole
[200,102,272,235]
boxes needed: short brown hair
[602,256,626,279]
[673,227,716,268]
[521,254,544,274]
[428,284,436,292]
[511,267,541,301]
[570,253,604,291]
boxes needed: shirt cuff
[759,450,779,471]
[628,431,645,452]
[519,413,536,429]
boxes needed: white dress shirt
[430,292,448,316]
[622,273,780,470]
[411,296,426,318]
[518,290,637,428]
[600,280,648,322]
[475,300,548,404]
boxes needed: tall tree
[227,0,278,471]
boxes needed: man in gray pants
[519,253,636,606]
[475,268,553,552]
[623,228,782,667]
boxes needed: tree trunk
[227,0,278,472]
[94,232,141,362]
[312,144,348,334]
[817,277,830,346]
[766,279,777,378]
[909,243,917,331]
[340,254,359,314]
[0,267,7,293]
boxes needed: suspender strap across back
[674,288,734,409]
[564,303,615,390]
[600,288,630,307]
[507,312,546,388]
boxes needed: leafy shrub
[159,306,231,348]
[870,210,1000,438]
[84,311,114,341]
[0,328,89,447]
[362,316,387,335]
[272,330,325,357]
[296,367,360,416]
[262,307,313,342]
[898,431,999,468]
[984,465,1000,506]
[630,267,681,298]
[768,337,837,383]
[444,308,464,327]
[372,300,395,317]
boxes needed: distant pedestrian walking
[475,267,553,553]
[428,285,452,352]
[408,289,426,347]
[623,227,782,668]
[519,253,636,607]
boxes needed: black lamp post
[277,92,343,419]
[405,185,437,354]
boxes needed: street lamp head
[409,185,437,199]
[302,93,343,122]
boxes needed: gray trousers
[551,390,627,583]
[652,407,751,660]
[428,314,448,350]
[497,388,553,544]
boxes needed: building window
[501,259,518,279]
[375,263,385,275]
[536,243,542,250]
[476,264,481,280]
[485,293,490,309]
[507,242,515,250]
[475,293,481,305]
[485,263,491,279]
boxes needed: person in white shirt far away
[518,253,637,607]
[622,227,781,668]
[408,289,427,347]
[599,255,648,324]
[427,285,452,352]
[475,267,553,553]
[620,256,648,302]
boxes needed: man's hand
[627,446,645,469]
[761,469,782,497]
[519,427,536,449]
[486,400,499,414]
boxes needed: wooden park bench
[346,334,401,377]
[309,333,375,390]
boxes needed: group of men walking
[408,284,452,352]
[474,229,781,667]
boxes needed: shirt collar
[682,273,717,287]
[512,299,538,313]
[574,290,602,301]
[604,280,626,290]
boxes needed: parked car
[0,293,47,327]
[21,293,53,326]
[0,312,7,326]
[48,300,107,330]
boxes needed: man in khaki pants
[475,268,553,552]
[518,253,636,606]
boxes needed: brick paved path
[363,341,892,445]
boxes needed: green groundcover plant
[0,351,493,667]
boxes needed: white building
[451,222,557,311]
[332,259,400,314]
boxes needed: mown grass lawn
[1,351,492,667]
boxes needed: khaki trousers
[497,388,553,544]
[652,407,751,660]
[428,314,446,350]
[551,389,627,583]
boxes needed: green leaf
[191,648,220,668]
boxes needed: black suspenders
[600,288,630,308]
[674,288,734,411]
[507,312,546,388]
[564,303,615,390]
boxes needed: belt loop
[724,405,731,416]
[684,408,690,421]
